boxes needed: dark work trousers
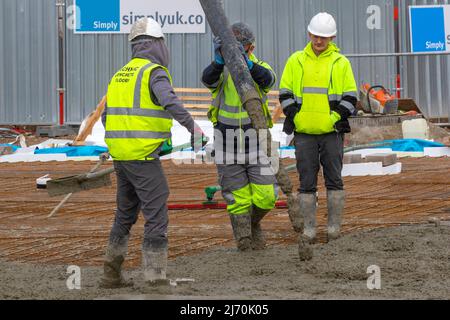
[294,132,344,194]
[109,160,169,249]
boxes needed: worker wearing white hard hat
[128,16,165,41]
[279,12,358,260]
[100,17,206,288]
[307,12,337,38]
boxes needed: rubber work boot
[300,193,317,243]
[251,207,270,250]
[298,234,314,261]
[142,245,170,286]
[99,236,133,289]
[297,193,316,261]
[229,213,252,251]
[327,190,345,242]
[287,192,303,233]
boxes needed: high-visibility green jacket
[105,58,173,161]
[279,42,357,135]
[207,54,275,129]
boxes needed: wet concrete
[1,224,448,300]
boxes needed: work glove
[191,125,208,153]
[213,36,225,65]
[282,105,300,135]
[334,120,351,134]
[331,105,352,133]
[238,44,254,70]
[331,105,352,134]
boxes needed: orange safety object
[362,83,396,107]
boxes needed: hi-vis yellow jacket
[105,58,173,161]
[207,54,274,129]
[279,42,357,135]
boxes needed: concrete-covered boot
[327,190,345,242]
[297,193,316,261]
[99,236,133,289]
[251,207,270,250]
[300,193,317,243]
[298,234,314,261]
[142,239,170,286]
[287,193,303,233]
[229,213,252,251]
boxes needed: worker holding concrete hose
[201,22,278,251]
[279,12,357,260]
[100,17,206,288]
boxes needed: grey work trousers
[216,152,278,215]
[294,132,344,194]
[109,160,169,249]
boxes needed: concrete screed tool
[45,138,207,217]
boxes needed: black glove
[331,104,352,134]
[283,104,300,118]
[334,119,351,134]
[283,117,296,135]
[282,105,300,135]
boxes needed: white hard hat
[129,17,164,42]
[307,12,337,37]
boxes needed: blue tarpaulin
[280,139,444,153]
[0,144,20,152]
[376,139,444,152]
[30,140,444,157]
[35,146,108,157]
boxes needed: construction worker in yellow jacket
[279,13,357,260]
[202,22,278,251]
[100,17,205,288]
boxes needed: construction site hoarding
[409,5,450,53]
[65,0,399,124]
[73,0,206,34]
[0,0,449,125]
[0,0,58,125]
[401,0,450,123]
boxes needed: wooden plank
[183,104,210,109]
[73,96,106,146]
[175,88,280,95]
[173,88,282,121]
[179,96,212,101]
[185,104,280,110]
[189,112,209,117]
[175,88,210,94]
[272,104,284,123]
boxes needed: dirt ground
[1,223,448,300]
[1,122,449,301]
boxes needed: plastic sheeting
[34,146,108,157]
[0,144,20,152]
[377,139,444,152]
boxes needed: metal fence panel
[400,0,450,120]
[65,0,396,124]
[2,1,446,124]
[0,0,58,125]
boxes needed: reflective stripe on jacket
[207,54,274,129]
